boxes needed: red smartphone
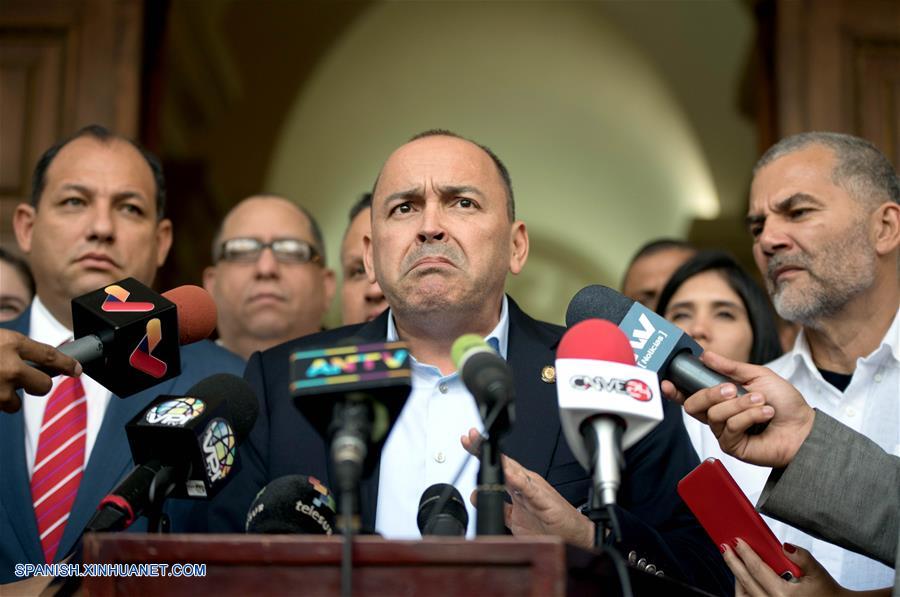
[677,458,803,580]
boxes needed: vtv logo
[101,284,155,312]
[129,318,167,378]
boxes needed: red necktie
[30,376,87,563]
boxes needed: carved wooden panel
[0,0,143,247]
[776,0,900,167]
[0,34,67,230]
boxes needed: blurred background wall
[2,0,898,325]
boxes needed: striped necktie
[30,375,87,563]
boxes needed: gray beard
[768,233,876,328]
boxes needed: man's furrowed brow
[746,192,823,229]
[436,185,486,199]
[383,187,424,204]
[773,193,823,213]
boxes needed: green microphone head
[451,334,489,369]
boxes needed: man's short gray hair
[754,132,900,208]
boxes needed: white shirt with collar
[757,308,900,590]
[375,296,510,539]
[23,297,112,478]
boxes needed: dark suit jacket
[758,410,899,575]
[209,298,733,595]
[0,307,245,583]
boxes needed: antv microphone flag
[290,340,412,478]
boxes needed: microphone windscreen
[417,483,469,536]
[557,319,635,365]
[565,285,634,328]
[451,334,487,370]
[162,285,218,344]
[184,373,259,442]
[246,475,337,535]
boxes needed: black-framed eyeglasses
[215,237,322,265]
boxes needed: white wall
[265,1,755,325]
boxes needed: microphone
[85,373,258,532]
[556,319,663,506]
[290,340,411,496]
[291,341,411,597]
[35,278,217,398]
[566,284,754,405]
[450,335,513,536]
[451,334,515,433]
[245,475,337,535]
[417,483,468,537]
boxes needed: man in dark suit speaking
[211,130,732,594]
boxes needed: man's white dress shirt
[375,297,510,538]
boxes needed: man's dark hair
[621,238,696,290]
[210,195,328,266]
[347,192,373,223]
[627,238,695,267]
[372,129,516,221]
[655,250,783,365]
[0,247,36,298]
[754,132,900,208]
[30,124,167,219]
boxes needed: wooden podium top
[79,534,710,596]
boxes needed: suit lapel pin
[540,365,556,384]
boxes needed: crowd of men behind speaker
[0,124,897,596]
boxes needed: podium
[80,534,713,596]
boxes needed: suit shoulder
[254,322,374,365]
[508,299,564,347]
[0,311,29,333]
[531,318,565,336]
[180,340,245,376]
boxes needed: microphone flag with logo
[290,340,411,483]
[245,475,337,535]
[52,278,218,397]
[555,319,663,491]
[125,373,258,500]
[86,373,258,533]
[565,285,766,435]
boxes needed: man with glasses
[203,195,335,360]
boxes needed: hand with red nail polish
[721,538,886,597]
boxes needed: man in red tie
[0,125,244,583]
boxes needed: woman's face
[0,260,32,322]
[664,270,754,362]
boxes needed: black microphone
[451,335,515,434]
[291,341,411,597]
[450,335,514,536]
[417,483,468,537]
[290,340,411,496]
[85,373,259,532]
[33,278,218,398]
[245,475,338,535]
[565,285,765,433]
